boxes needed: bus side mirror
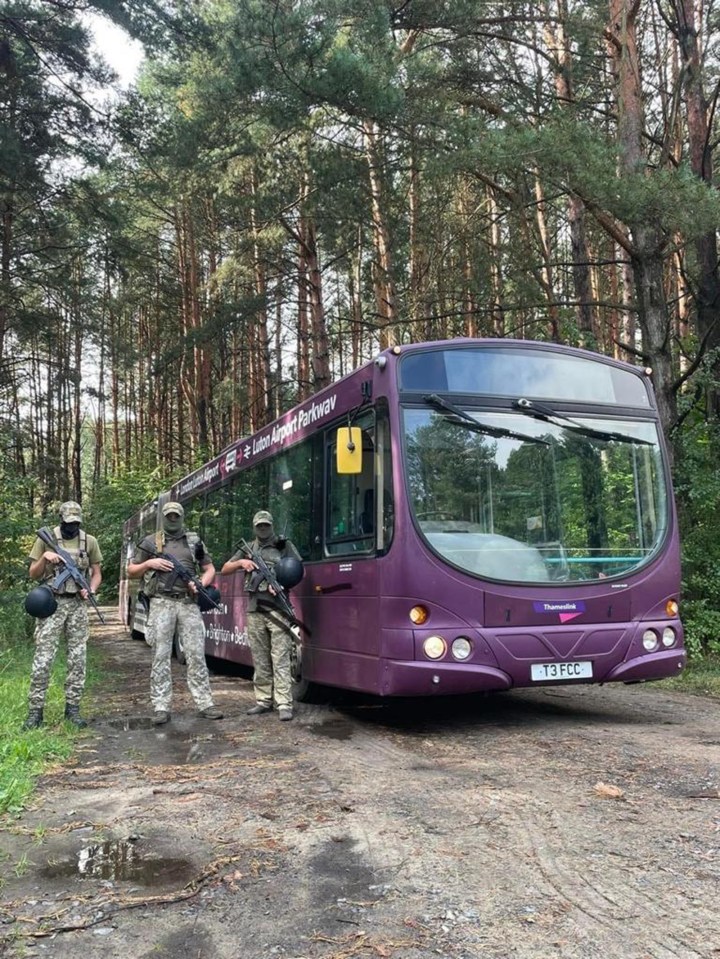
[336,427,362,474]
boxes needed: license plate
[531,661,593,682]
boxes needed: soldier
[220,510,302,721]
[127,502,223,726]
[24,501,103,729]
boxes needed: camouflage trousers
[247,610,293,709]
[147,596,214,712]
[28,597,89,709]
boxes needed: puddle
[309,837,377,907]
[102,718,225,765]
[105,717,155,731]
[42,840,194,886]
[309,720,355,741]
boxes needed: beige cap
[59,501,82,522]
[162,502,184,516]
[253,510,273,525]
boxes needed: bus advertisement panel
[120,339,685,700]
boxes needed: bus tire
[292,676,326,704]
[290,640,326,704]
[130,604,144,641]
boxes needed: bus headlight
[423,636,447,660]
[661,627,676,648]
[666,599,679,617]
[451,637,472,661]
[642,629,659,651]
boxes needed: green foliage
[0,440,34,591]
[0,602,87,816]
[673,416,720,659]
[664,655,720,699]
[88,465,175,601]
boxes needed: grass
[663,654,720,699]
[0,597,102,816]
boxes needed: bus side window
[326,421,375,556]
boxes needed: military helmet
[274,556,304,589]
[25,585,58,619]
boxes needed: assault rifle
[36,527,106,624]
[239,538,308,633]
[142,544,221,612]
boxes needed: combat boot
[22,708,43,730]
[64,704,88,728]
[198,706,224,720]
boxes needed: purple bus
[120,338,685,700]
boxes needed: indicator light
[410,605,429,625]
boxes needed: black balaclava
[60,521,81,539]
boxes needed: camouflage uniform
[28,599,89,709]
[227,512,301,711]
[133,523,216,714]
[246,610,295,709]
[27,516,103,713]
[146,596,214,711]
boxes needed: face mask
[60,522,81,539]
[163,515,183,535]
[255,523,273,542]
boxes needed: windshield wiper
[512,397,654,446]
[424,394,550,445]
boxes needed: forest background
[2,0,720,660]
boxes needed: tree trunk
[250,167,272,422]
[543,0,595,345]
[487,186,505,337]
[607,0,677,440]
[676,0,720,414]
[364,120,397,348]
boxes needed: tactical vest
[244,538,292,612]
[142,530,201,597]
[45,526,89,595]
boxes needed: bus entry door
[302,559,380,691]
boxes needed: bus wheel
[129,602,140,639]
[173,630,186,665]
[130,612,145,641]
[130,595,149,641]
[290,639,325,704]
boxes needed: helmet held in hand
[198,585,222,612]
[25,585,58,619]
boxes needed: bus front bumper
[605,648,686,683]
[381,660,512,696]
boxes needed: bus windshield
[399,346,651,407]
[402,406,667,583]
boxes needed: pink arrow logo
[559,612,582,623]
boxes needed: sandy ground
[0,611,719,959]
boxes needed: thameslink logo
[533,600,586,623]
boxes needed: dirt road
[1,613,719,959]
